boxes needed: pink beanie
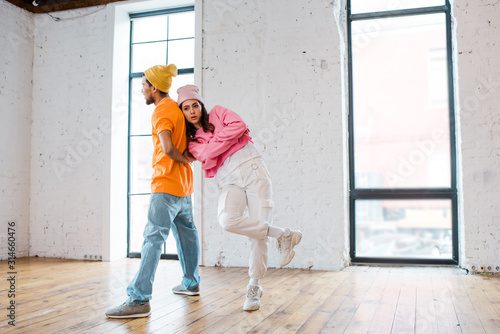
[177,84,205,106]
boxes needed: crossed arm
[184,106,248,168]
[158,130,196,163]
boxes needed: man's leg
[170,195,200,291]
[126,193,177,303]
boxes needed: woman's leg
[244,158,302,268]
[217,184,268,240]
[243,159,273,282]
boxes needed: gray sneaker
[243,284,263,311]
[172,284,200,296]
[277,228,302,267]
[105,301,151,318]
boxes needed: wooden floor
[1,258,500,333]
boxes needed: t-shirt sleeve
[152,107,175,135]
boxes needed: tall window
[128,7,195,259]
[348,0,458,264]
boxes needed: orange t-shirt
[150,97,193,197]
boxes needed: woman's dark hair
[182,101,214,142]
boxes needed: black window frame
[127,6,195,260]
[347,0,459,265]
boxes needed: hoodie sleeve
[187,106,247,170]
[211,106,248,142]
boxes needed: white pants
[216,157,273,280]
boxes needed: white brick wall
[454,0,500,272]
[200,0,349,270]
[2,0,500,271]
[0,0,33,260]
[29,7,109,259]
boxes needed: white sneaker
[243,284,263,311]
[277,228,302,267]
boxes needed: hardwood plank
[195,269,305,333]
[244,271,330,333]
[321,270,379,332]
[175,270,296,334]
[270,272,348,334]
[2,258,500,334]
[342,271,389,333]
[367,270,402,333]
[296,270,365,333]
[481,276,500,317]
[390,273,416,333]
[81,267,252,333]
[446,275,486,334]
[11,259,180,332]
[415,273,439,333]
[116,268,295,333]
[431,272,461,333]
[460,275,500,333]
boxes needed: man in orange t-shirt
[106,64,200,319]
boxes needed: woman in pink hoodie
[177,85,302,312]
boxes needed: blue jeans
[126,193,200,303]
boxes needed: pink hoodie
[188,105,251,178]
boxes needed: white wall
[2,0,500,271]
[200,0,349,270]
[29,7,109,259]
[0,0,33,260]
[454,0,500,273]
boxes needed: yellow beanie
[144,64,177,93]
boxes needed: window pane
[167,39,195,69]
[352,13,450,188]
[355,199,452,259]
[130,77,153,136]
[128,9,193,258]
[169,12,195,39]
[351,0,444,14]
[169,73,194,101]
[129,136,153,194]
[132,42,167,73]
[129,194,150,253]
[132,15,168,43]
[129,194,178,254]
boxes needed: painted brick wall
[200,0,349,271]
[29,7,109,260]
[3,0,499,271]
[0,0,33,260]
[454,0,500,272]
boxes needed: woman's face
[181,99,203,129]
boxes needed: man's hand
[183,150,197,163]
[159,130,190,163]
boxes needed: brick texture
[0,0,33,260]
[29,7,108,259]
[455,0,500,272]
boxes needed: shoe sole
[243,304,261,311]
[173,290,200,296]
[280,232,302,267]
[243,290,263,311]
[106,312,151,319]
